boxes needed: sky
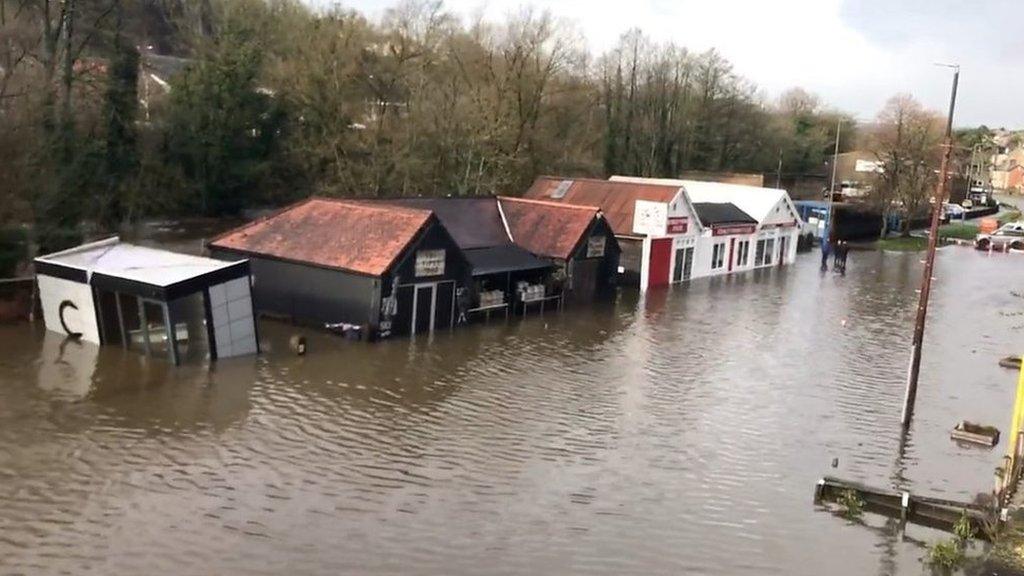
[309,0,1023,128]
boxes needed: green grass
[875,236,929,251]
[999,210,1023,225]
[938,223,979,240]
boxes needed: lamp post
[901,63,960,430]
[825,118,844,245]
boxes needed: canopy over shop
[208,198,470,339]
[34,237,258,365]
[381,197,555,318]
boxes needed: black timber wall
[568,218,621,294]
[384,220,470,290]
[209,249,381,329]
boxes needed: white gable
[610,176,801,228]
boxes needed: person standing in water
[820,236,832,271]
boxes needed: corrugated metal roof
[463,245,552,276]
[208,198,433,276]
[498,197,601,260]
[379,197,511,249]
[692,202,756,225]
[523,177,681,236]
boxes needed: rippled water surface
[2,247,1023,575]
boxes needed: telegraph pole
[901,65,959,429]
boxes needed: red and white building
[612,177,803,280]
[524,177,701,290]
[525,176,803,291]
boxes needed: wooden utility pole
[901,65,959,429]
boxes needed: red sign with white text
[667,217,688,234]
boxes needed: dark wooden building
[498,197,620,301]
[381,197,554,317]
[208,198,470,339]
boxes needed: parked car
[944,203,965,222]
[976,222,1024,250]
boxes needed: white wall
[691,232,760,279]
[37,274,101,344]
[209,277,258,359]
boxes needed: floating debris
[950,421,1000,447]
[999,356,1021,370]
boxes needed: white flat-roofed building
[34,237,258,364]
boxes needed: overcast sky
[310,0,1022,128]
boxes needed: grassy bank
[1001,210,1023,225]
[874,236,930,251]
[939,223,980,240]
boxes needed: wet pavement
[2,246,1024,575]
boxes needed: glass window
[711,243,726,270]
[755,240,766,266]
[737,241,750,267]
[168,292,210,363]
[764,239,775,266]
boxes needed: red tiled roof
[522,176,681,236]
[208,198,433,276]
[498,197,601,260]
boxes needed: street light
[824,116,863,251]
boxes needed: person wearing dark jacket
[835,241,849,273]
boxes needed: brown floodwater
[2,245,1022,575]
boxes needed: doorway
[647,238,672,288]
[414,284,435,334]
[673,247,694,283]
[778,236,787,267]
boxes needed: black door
[673,249,684,282]
[414,285,434,334]
[434,282,454,330]
[394,285,415,336]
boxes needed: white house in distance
[34,237,258,365]
[611,177,803,276]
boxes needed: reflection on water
[1,247,1022,575]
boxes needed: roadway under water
[1,246,1022,575]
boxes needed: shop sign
[667,217,688,234]
[712,224,756,236]
[415,249,446,277]
[586,236,606,258]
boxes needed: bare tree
[868,94,944,237]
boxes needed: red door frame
[647,238,672,288]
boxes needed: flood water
[2,246,1023,575]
